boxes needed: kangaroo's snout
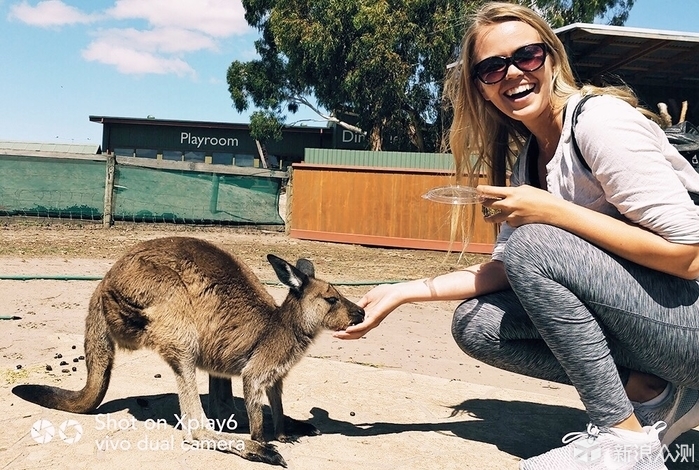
[349,305,365,326]
[334,298,364,331]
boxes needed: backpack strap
[570,93,699,206]
[570,94,597,172]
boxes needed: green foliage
[228,0,635,151]
[528,0,635,27]
[249,110,284,142]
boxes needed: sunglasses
[472,43,548,85]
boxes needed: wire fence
[0,153,286,226]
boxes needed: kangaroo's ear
[267,254,308,294]
[295,258,315,278]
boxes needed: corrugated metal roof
[89,115,330,134]
[555,23,699,42]
[304,148,456,170]
[554,23,699,90]
[0,140,101,155]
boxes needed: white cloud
[8,0,99,27]
[90,27,218,54]
[82,40,195,77]
[106,0,250,37]
[9,0,252,77]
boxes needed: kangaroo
[13,236,365,467]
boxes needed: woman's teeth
[506,84,535,98]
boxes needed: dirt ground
[3,219,699,469]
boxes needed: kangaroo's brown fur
[13,236,365,467]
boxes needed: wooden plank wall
[288,163,497,253]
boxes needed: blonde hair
[444,1,646,188]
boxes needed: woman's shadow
[308,398,589,459]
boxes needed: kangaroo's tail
[13,289,115,413]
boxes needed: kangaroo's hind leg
[208,376,240,432]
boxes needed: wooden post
[284,166,292,234]
[209,173,220,214]
[103,153,115,227]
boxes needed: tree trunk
[369,124,383,151]
[255,139,269,168]
[406,109,426,152]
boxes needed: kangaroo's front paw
[275,433,300,444]
[284,416,320,437]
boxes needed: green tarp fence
[0,154,285,225]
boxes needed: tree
[248,110,283,168]
[526,0,635,27]
[228,0,635,151]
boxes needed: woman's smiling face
[473,20,554,129]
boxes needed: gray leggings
[452,223,699,428]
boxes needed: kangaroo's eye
[325,297,338,305]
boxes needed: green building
[89,115,367,169]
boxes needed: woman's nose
[504,62,523,80]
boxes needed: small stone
[61,369,70,373]
[46,365,53,371]
[54,353,63,359]
[16,364,22,370]
[154,374,162,379]
[349,411,355,417]
[78,355,85,360]
[73,358,79,363]
[72,367,77,372]
[60,361,68,366]
[71,345,77,349]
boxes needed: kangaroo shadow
[96,392,307,436]
[95,394,699,465]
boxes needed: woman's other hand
[478,184,566,227]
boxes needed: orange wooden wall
[288,163,497,253]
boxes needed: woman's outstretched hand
[334,263,511,339]
[333,283,405,340]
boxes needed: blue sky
[1,0,698,146]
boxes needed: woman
[334,2,699,469]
